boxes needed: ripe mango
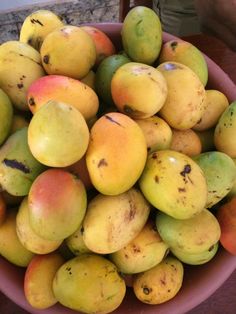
[111,62,167,119]
[159,39,208,86]
[0,210,34,267]
[27,74,99,121]
[86,112,147,195]
[122,6,162,65]
[0,41,45,110]
[0,89,13,145]
[28,100,89,167]
[82,188,150,254]
[40,25,96,79]
[157,62,206,129]
[24,252,65,309]
[139,150,207,219]
[19,9,64,50]
[53,254,126,313]
[28,169,87,241]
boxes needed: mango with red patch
[28,169,87,241]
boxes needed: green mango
[0,89,13,145]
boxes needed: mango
[122,6,162,65]
[193,151,236,208]
[110,219,169,274]
[134,116,172,152]
[227,158,236,199]
[139,150,207,219]
[10,114,29,135]
[159,39,208,86]
[53,254,126,313]
[157,62,206,129]
[0,210,34,267]
[0,127,46,196]
[95,54,130,107]
[16,197,62,254]
[111,62,167,119]
[193,89,229,131]
[86,112,147,195]
[195,128,215,152]
[28,100,89,167]
[81,26,116,66]
[0,41,45,110]
[0,89,13,145]
[171,242,219,265]
[40,25,96,79]
[66,224,92,256]
[28,169,87,241]
[133,256,184,304]
[156,209,221,254]
[24,252,65,309]
[27,74,99,121]
[82,188,150,254]
[170,128,202,157]
[81,70,96,90]
[214,101,236,157]
[19,9,64,50]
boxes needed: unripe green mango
[0,89,13,145]
[53,254,126,313]
[156,209,221,254]
[0,210,34,267]
[193,151,236,208]
[0,127,46,196]
[122,6,162,65]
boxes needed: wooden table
[0,33,236,314]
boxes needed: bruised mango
[157,62,206,129]
[53,254,126,313]
[27,75,99,121]
[82,188,150,254]
[139,150,207,219]
[122,6,162,65]
[86,112,147,195]
[133,256,184,304]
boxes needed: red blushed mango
[217,197,236,255]
[27,75,99,121]
[81,26,116,66]
[0,194,6,226]
[64,155,93,190]
[24,252,65,309]
[28,169,87,241]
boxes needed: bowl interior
[0,22,236,314]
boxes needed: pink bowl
[1,23,236,314]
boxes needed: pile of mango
[0,6,236,314]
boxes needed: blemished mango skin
[111,62,167,119]
[28,169,87,241]
[193,89,229,131]
[16,197,62,254]
[110,219,169,274]
[156,209,221,254]
[86,112,147,195]
[82,188,150,254]
[214,101,236,158]
[139,150,207,219]
[53,254,126,313]
[122,6,162,65]
[157,62,206,130]
[159,39,208,86]
[40,25,96,79]
[27,75,99,121]
[24,253,65,309]
[0,210,34,267]
[133,256,184,305]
